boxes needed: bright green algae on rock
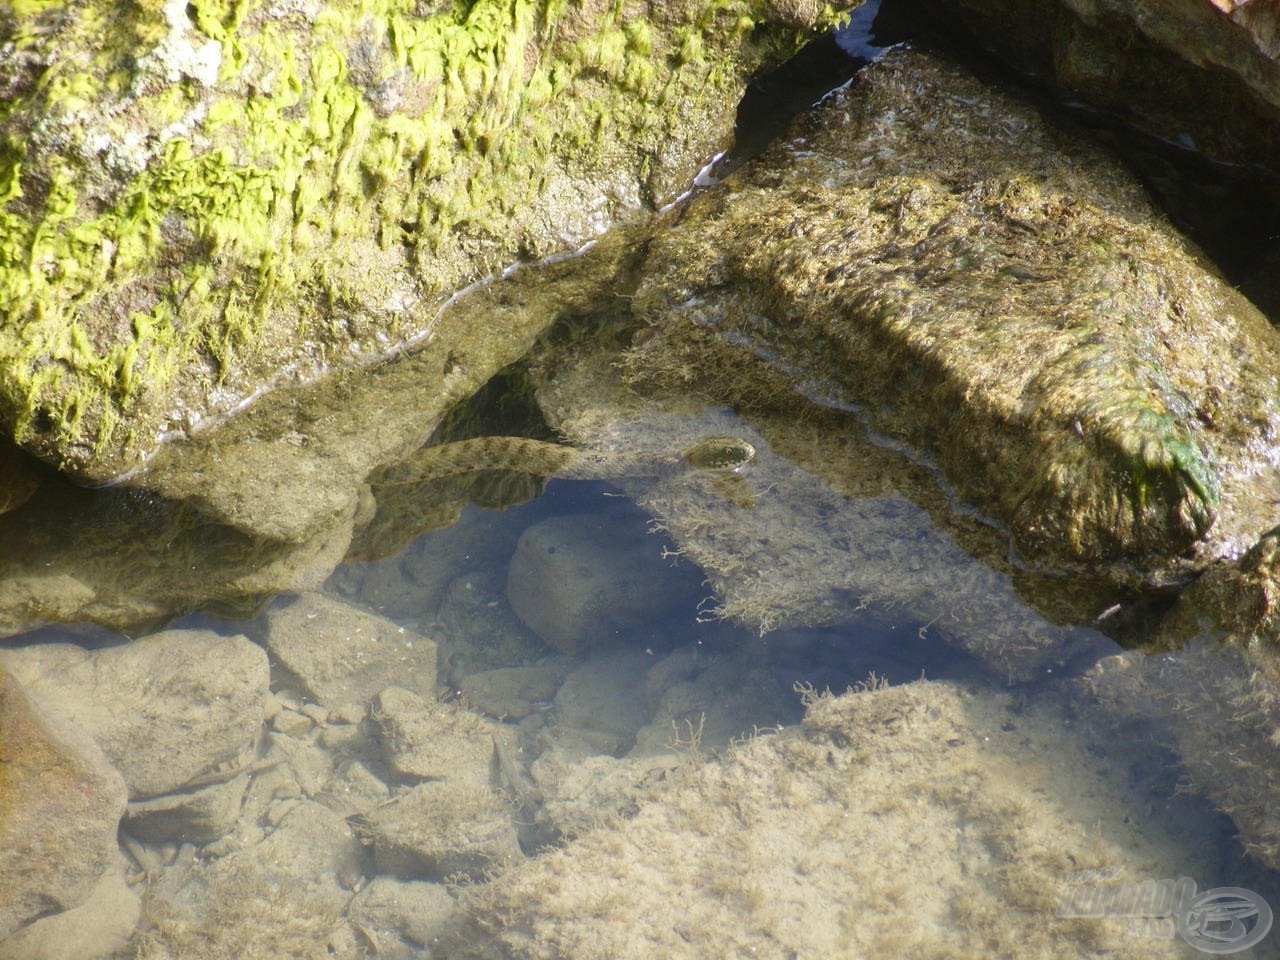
[0,0,853,480]
[632,46,1280,575]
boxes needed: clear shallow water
[162,450,1280,957]
[1,275,1277,955]
[3,385,1279,956]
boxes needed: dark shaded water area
[6,3,1280,956]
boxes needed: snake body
[376,435,755,486]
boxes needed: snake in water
[373,435,756,486]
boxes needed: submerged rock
[634,46,1280,581]
[506,511,705,654]
[1083,529,1280,875]
[256,591,437,710]
[346,876,456,958]
[359,780,523,882]
[367,685,499,789]
[0,478,358,635]
[0,0,855,481]
[0,857,139,960]
[0,628,268,799]
[124,773,251,844]
[0,667,128,942]
[138,800,363,957]
[1083,639,1280,876]
[440,679,1242,959]
[457,664,568,721]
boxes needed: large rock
[0,859,140,960]
[0,628,269,798]
[0,0,856,481]
[633,46,1280,580]
[0,478,358,636]
[0,667,128,941]
[439,680,1234,959]
[923,0,1280,176]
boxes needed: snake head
[683,437,756,472]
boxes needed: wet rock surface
[921,0,1280,176]
[0,0,854,480]
[634,45,1280,580]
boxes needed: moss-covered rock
[632,46,1280,579]
[0,0,854,481]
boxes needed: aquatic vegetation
[0,0,849,479]
[632,47,1280,575]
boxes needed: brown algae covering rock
[634,46,1280,578]
[0,0,856,481]
[440,680,1233,959]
